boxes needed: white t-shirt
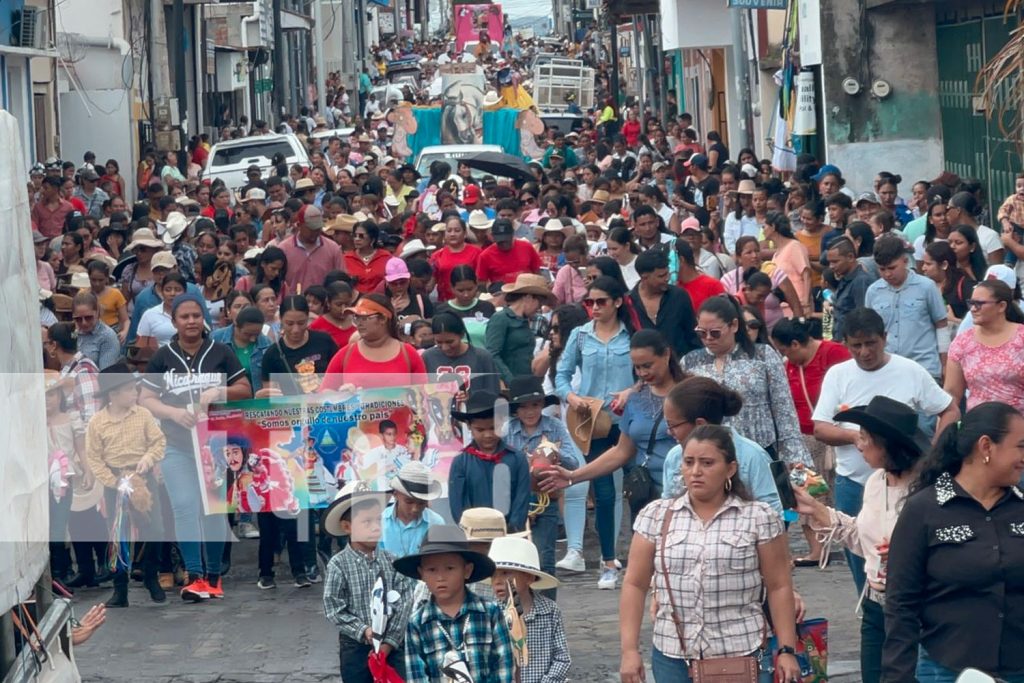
[620,256,640,289]
[976,225,1002,256]
[811,354,953,484]
[137,305,177,347]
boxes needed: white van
[203,134,310,190]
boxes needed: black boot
[142,544,166,603]
[105,575,129,608]
[65,571,98,589]
[143,575,166,603]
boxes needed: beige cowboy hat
[730,179,757,195]
[71,472,105,512]
[459,507,529,542]
[467,209,494,230]
[324,214,358,235]
[69,271,91,290]
[566,396,612,454]
[486,535,559,590]
[126,227,163,251]
[389,461,443,501]
[323,480,390,537]
[501,273,555,304]
[294,178,316,191]
[590,189,610,204]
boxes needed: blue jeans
[531,505,559,600]
[651,648,773,683]
[861,597,885,683]
[917,648,1024,682]
[162,444,227,576]
[587,425,622,562]
[562,479,588,552]
[834,474,866,596]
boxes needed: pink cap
[384,257,411,282]
[680,217,702,233]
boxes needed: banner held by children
[193,381,464,514]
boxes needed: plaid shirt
[998,194,1024,228]
[634,495,783,660]
[85,405,165,488]
[405,590,514,683]
[61,352,102,425]
[520,594,571,683]
[323,545,414,648]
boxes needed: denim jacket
[555,321,634,417]
[505,415,584,469]
[211,325,272,393]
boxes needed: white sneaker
[237,522,260,539]
[598,566,619,590]
[556,549,586,573]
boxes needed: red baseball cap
[463,184,482,205]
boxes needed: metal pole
[171,0,189,163]
[273,0,285,120]
[313,0,327,113]
[609,18,621,108]
[728,7,753,149]
[420,0,428,41]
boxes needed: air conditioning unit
[12,7,44,49]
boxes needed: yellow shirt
[85,405,166,488]
[795,230,824,288]
[96,286,127,327]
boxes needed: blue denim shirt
[378,502,445,558]
[554,321,634,417]
[211,324,272,393]
[504,414,584,469]
[865,269,946,377]
[661,427,784,517]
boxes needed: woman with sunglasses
[741,304,769,345]
[320,293,426,391]
[683,295,811,467]
[945,280,1024,413]
[343,222,391,294]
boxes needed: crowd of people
[26,29,1024,683]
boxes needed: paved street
[75,526,861,682]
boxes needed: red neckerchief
[466,445,506,463]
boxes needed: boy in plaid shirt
[998,173,1024,267]
[395,525,514,683]
[322,482,413,683]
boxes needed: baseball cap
[463,184,482,205]
[299,204,324,230]
[80,168,100,182]
[491,218,515,241]
[812,164,843,182]
[384,257,411,282]
[151,251,177,270]
[985,264,1018,289]
[680,217,702,233]
[684,154,709,171]
[855,191,881,206]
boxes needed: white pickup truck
[532,58,594,134]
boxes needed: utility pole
[420,0,428,41]
[171,0,188,165]
[728,7,753,149]
[313,0,327,113]
[609,17,620,108]
[273,0,285,120]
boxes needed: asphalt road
[74,524,861,682]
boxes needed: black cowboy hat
[506,376,558,411]
[451,390,503,423]
[392,525,496,583]
[833,396,931,457]
[98,360,139,395]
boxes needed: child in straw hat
[488,536,571,683]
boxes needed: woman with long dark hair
[433,264,495,347]
[683,295,811,466]
[884,402,1024,682]
[949,224,989,282]
[236,246,289,301]
[921,241,973,330]
[421,311,500,396]
[344,222,392,293]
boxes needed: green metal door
[936,15,1021,215]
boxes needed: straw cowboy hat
[501,273,555,304]
[389,461,442,501]
[126,227,163,251]
[323,480,390,537]
[467,209,494,231]
[566,396,612,454]
[69,271,91,290]
[294,178,316,191]
[324,214,357,235]
[729,179,757,196]
[458,507,529,542]
[392,525,496,583]
[487,535,559,590]
[590,189,610,204]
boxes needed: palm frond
[976,18,1024,147]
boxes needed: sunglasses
[582,296,611,308]
[695,327,726,340]
[746,320,763,330]
[967,299,997,310]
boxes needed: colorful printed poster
[454,4,503,53]
[193,382,463,514]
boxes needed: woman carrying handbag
[619,425,802,683]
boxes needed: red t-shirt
[310,315,356,349]
[430,244,482,301]
[476,240,541,285]
[785,340,852,434]
[680,274,726,313]
[320,341,427,391]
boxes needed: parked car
[311,127,355,146]
[203,134,309,190]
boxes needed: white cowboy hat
[482,90,502,107]
[389,461,442,501]
[467,209,494,230]
[160,212,191,245]
[69,271,91,289]
[487,535,559,590]
[541,218,569,233]
[399,238,435,260]
[323,480,390,537]
[126,227,163,251]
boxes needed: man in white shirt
[812,306,959,594]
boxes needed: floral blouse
[682,343,811,466]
